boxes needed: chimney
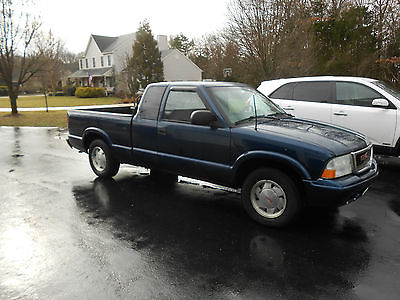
[157,35,169,51]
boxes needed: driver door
[156,87,231,182]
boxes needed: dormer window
[92,58,96,68]
[101,56,104,67]
[107,55,111,66]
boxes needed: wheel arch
[82,127,113,151]
[232,151,311,193]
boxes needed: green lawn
[0,95,122,108]
[0,111,68,127]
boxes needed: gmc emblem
[360,152,369,162]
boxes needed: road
[0,127,399,299]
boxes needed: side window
[269,83,295,99]
[336,82,382,107]
[162,90,206,123]
[139,86,167,120]
[292,82,331,102]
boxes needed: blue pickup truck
[67,82,378,227]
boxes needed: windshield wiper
[234,112,292,126]
[267,112,294,118]
[235,115,267,125]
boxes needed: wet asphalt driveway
[0,127,399,299]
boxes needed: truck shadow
[72,172,371,297]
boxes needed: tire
[88,139,120,178]
[150,169,178,184]
[241,168,301,227]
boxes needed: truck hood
[243,117,368,155]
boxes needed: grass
[0,111,68,127]
[0,95,122,108]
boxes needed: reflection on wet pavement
[0,127,399,299]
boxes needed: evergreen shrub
[75,87,105,98]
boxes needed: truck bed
[67,104,136,162]
[72,104,137,115]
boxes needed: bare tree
[226,0,309,83]
[0,0,41,114]
[35,31,65,111]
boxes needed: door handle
[333,112,347,116]
[157,127,166,135]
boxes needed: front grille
[352,145,373,174]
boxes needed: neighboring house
[68,33,202,93]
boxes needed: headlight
[321,154,354,179]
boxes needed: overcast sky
[35,0,229,54]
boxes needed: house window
[101,56,104,67]
[79,59,83,69]
[107,55,111,66]
[92,57,96,68]
[85,59,88,68]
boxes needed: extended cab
[67,82,378,227]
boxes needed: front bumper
[303,159,378,207]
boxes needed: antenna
[253,94,258,131]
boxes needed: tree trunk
[44,89,48,112]
[9,89,18,115]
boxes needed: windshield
[372,81,400,101]
[207,86,285,124]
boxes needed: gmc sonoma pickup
[67,82,378,227]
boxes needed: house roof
[68,67,113,78]
[90,33,137,54]
[161,49,174,59]
[92,35,118,53]
[161,49,203,72]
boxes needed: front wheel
[241,168,301,227]
[88,139,120,178]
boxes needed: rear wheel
[241,168,301,227]
[88,139,120,178]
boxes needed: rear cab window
[139,85,167,120]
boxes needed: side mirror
[372,98,389,107]
[190,110,217,126]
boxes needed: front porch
[67,67,114,95]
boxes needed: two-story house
[68,33,203,93]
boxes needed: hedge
[75,87,105,98]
